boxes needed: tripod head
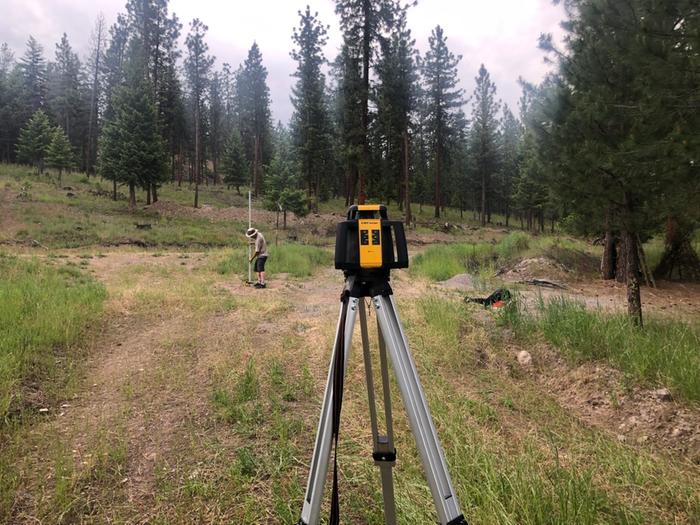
[334,205,408,297]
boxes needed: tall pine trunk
[654,216,700,281]
[128,181,136,210]
[434,145,441,218]
[601,231,617,280]
[623,230,643,327]
[194,106,200,208]
[253,134,261,197]
[480,172,486,227]
[403,131,412,226]
[86,18,104,176]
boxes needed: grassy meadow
[1,163,699,523]
[1,165,249,249]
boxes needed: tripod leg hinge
[372,448,397,463]
[447,515,469,525]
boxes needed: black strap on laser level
[330,290,350,525]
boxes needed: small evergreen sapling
[16,109,52,173]
[45,126,75,185]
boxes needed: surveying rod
[248,190,252,283]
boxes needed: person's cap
[245,228,258,238]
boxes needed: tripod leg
[373,294,467,525]
[359,304,397,525]
[299,296,359,525]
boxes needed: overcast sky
[1,0,565,123]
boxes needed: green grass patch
[0,255,106,420]
[214,243,331,279]
[501,296,700,402]
[412,243,498,281]
[412,232,598,282]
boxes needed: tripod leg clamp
[372,448,397,463]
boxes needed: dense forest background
[1,0,698,322]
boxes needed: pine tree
[498,105,521,226]
[470,64,501,226]
[0,43,24,162]
[126,0,183,202]
[221,129,247,194]
[47,34,84,152]
[103,14,130,123]
[534,0,700,324]
[334,0,412,204]
[46,126,75,185]
[290,6,332,212]
[184,18,214,208]
[99,55,167,210]
[421,25,465,218]
[237,42,272,197]
[208,71,225,182]
[221,62,238,136]
[265,125,307,229]
[330,41,363,206]
[19,36,47,115]
[85,14,106,175]
[16,109,52,172]
[512,131,548,231]
[375,10,419,223]
[0,43,13,80]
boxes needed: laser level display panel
[358,218,382,269]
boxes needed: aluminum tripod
[297,276,468,525]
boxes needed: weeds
[0,255,106,420]
[500,296,700,402]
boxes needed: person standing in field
[246,228,268,288]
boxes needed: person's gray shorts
[255,256,267,272]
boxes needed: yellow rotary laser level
[334,204,408,274]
